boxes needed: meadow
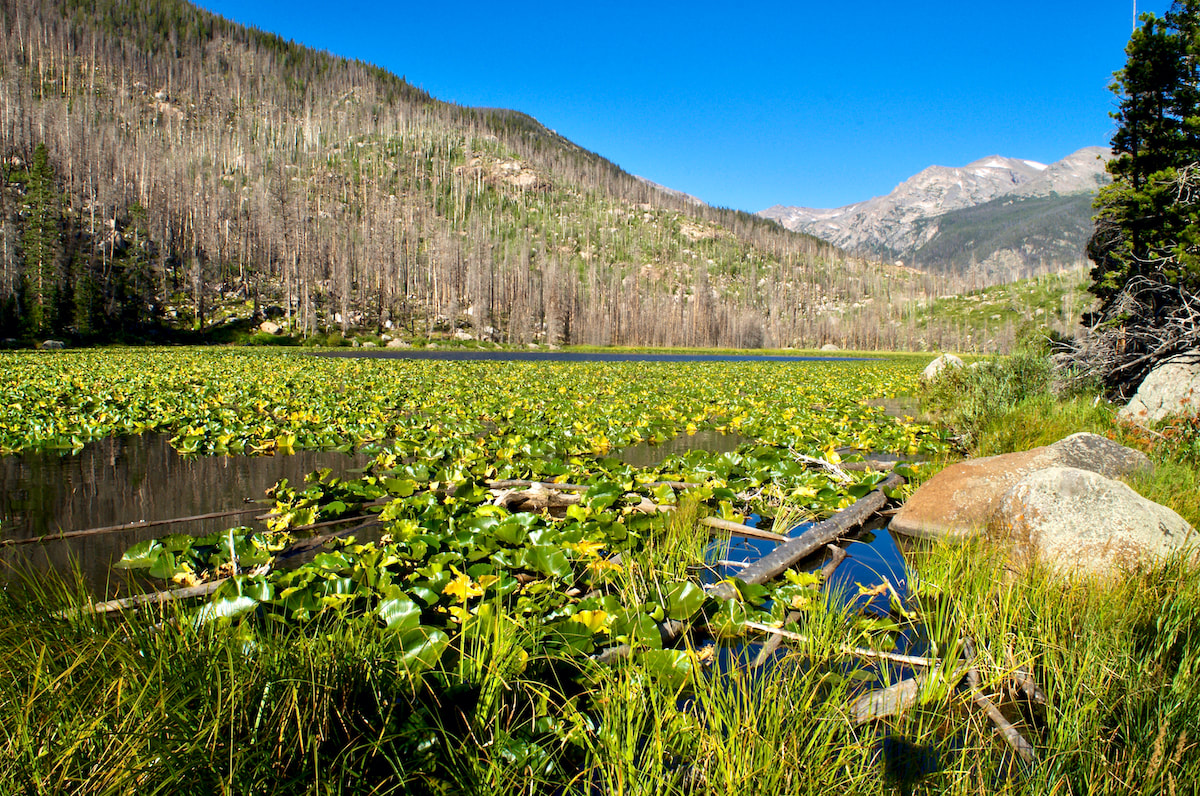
[0,348,1196,794]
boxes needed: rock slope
[760,147,1112,280]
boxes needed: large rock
[38,339,65,350]
[1120,353,1200,426]
[258,320,281,335]
[821,343,840,352]
[891,433,1152,539]
[990,466,1194,575]
[385,338,410,349]
[922,353,963,380]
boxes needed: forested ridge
[0,0,1051,349]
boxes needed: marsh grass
[5,530,1200,793]
[7,366,1200,793]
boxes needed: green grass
[6,510,1200,794]
[4,349,1200,793]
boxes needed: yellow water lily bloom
[568,538,605,559]
[587,558,623,576]
[571,609,611,634]
[443,567,484,603]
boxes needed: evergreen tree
[1075,1,1200,397]
[22,144,62,334]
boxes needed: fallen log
[70,578,230,616]
[850,664,969,724]
[751,545,848,670]
[276,519,383,559]
[709,473,904,599]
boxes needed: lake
[0,434,370,594]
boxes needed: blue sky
[194,0,1170,212]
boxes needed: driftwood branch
[741,620,938,668]
[962,638,1037,765]
[709,473,904,598]
[2,506,265,547]
[699,516,787,543]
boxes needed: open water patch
[617,429,750,468]
[0,434,371,594]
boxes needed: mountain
[634,176,707,207]
[759,147,1111,281]
[0,0,1082,354]
[1,0,936,350]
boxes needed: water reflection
[617,429,749,468]
[0,434,370,594]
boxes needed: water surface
[1,434,370,594]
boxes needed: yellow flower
[443,567,484,603]
[587,558,623,576]
[571,609,611,634]
[568,538,605,559]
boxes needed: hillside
[760,147,1110,283]
[0,0,933,350]
[0,0,1092,353]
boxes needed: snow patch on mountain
[758,147,1112,259]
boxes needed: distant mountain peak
[758,147,1112,274]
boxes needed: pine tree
[22,143,62,334]
[1089,1,1200,303]
[1078,0,1200,396]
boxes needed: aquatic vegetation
[0,348,946,459]
[0,348,973,792]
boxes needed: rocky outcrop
[990,466,1193,576]
[890,433,1185,576]
[759,148,1111,280]
[921,354,963,381]
[892,432,1153,539]
[1119,353,1200,426]
[258,321,281,335]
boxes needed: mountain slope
[760,147,1111,281]
[0,0,1080,353]
[2,0,895,349]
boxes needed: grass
[3,349,1200,793]
[7,526,1200,794]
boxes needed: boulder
[922,353,964,380]
[1119,353,1200,426]
[385,338,410,349]
[453,329,474,341]
[891,433,1152,540]
[821,343,840,352]
[990,466,1194,575]
[258,321,281,335]
[361,341,376,348]
[39,339,65,350]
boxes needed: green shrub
[921,350,1053,450]
[245,332,299,346]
